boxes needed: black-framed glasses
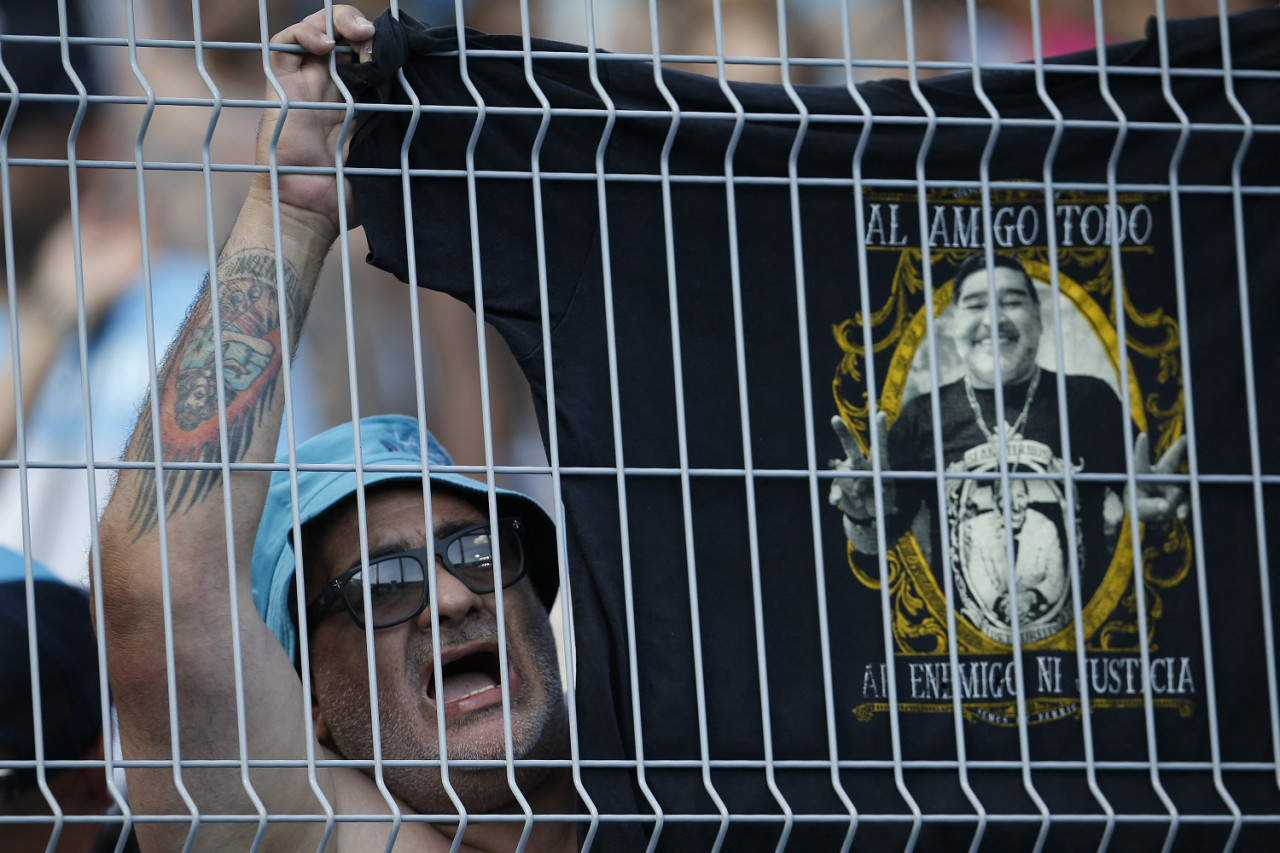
[305,517,525,630]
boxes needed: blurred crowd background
[0,0,1271,585]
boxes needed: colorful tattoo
[126,250,305,539]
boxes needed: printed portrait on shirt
[829,189,1196,727]
[895,263,1127,646]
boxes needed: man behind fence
[97,8,575,851]
[828,251,1188,645]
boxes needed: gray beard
[317,611,567,815]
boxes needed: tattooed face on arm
[125,249,305,538]
[174,368,217,431]
[170,258,288,433]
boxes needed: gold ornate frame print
[832,190,1195,726]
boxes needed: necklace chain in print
[964,364,1042,442]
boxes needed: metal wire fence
[1,1,1278,851]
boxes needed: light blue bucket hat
[251,414,558,664]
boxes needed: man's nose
[415,561,486,630]
[972,306,994,331]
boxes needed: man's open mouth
[426,649,504,706]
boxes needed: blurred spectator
[0,0,201,583]
[0,549,119,853]
[0,0,131,459]
[0,210,141,460]
[1105,0,1274,42]
[607,0,828,83]
[828,0,1278,81]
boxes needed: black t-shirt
[342,10,1280,850]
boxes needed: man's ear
[312,696,333,746]
[305,646,334,746]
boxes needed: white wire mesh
[0,1,1277,852]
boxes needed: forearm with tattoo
[125,250,307,539]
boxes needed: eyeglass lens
[345,520,524,627]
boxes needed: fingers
[1153,435,1188,475]
[1134,432,1189,482]
[830,415,862,462]
[271,6,375,72]
[333,4,376,62]
[829,412,893,520]
[1133,433,1190,524]
[1153,435,1190,522]
[1133,432,1152,474]
[828,472,865,517]
[830,412,896,474]
[1134,432,1187,468]
[332,5,376,39]
[271,11,337,68]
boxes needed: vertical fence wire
[55,1,133,844]
[451,7,502,845]
[269,0,337,835]
[319,3,411,845]
[1026,0,1116,846]
[966,1,1052,846]
[503,2,554,846]
[528,0,601,832]
[646,0,732,846]
[0,16,60,853]
[123,0,204,845]
[1214,0,1280,810]
[1087,0,1182,846]
[578,3,640,845]
[830,13,874,839]
[454,7,502,846]
[837,0,925,848]
[16,3,98,842]
[383,0,475,839]
[197,1,268,844]
[899,0,941,846]
[1153,2,1242,847]
[579,3,665,847]
[107,0,164,848]
[749,1,800,847]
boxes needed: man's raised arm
[95,9,374,851]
